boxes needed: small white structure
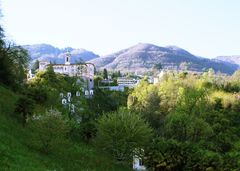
[76,79,81,85]
[89,90,94,95]
[67,92,72,98]
[62,99,67,105]
[60,93,64,98]
[85,90,89,96]
[133,156,146,170]
[117,77,140,88]
[71,104,75,113]
[27,69,35,80]
[76,91,80,97]
[68,96,71,102]
[153,70,166,85]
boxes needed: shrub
[28,109,70,154]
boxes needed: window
[139,159,144,166]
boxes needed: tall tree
[103,68,108,79]
[32,60,39,74]
[0,23,30,89]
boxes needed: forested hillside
[128,71,240,170]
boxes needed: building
[117,77,140,88]
[153,70,166,85]
[133,156,146,170]
[39,52,95,89]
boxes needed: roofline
[46,62,96,70]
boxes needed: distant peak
[165,45,183,50]
[130,43,160,50]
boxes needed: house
[153,70,166,85]
[117,77,140,88]
[133,156,146,170]
[38,52,95,89]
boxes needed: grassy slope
[0,85,131,171]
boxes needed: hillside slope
[90,43,238,74]
[215,56,240,67]
[0,85,130,171]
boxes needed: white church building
[39,52,95,89]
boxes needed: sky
[1,0,240,58]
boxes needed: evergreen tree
[32,60,39,74]
[103,68,108,79]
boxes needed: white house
[117,77,140,88]
[153,70,166,85]
[133,156,146,170]
[39,52,95,89]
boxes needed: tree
[95,108,153,162]
[103,68,108,79]
[128,80,163,131]
[117,70,121,77]
[153,63,163,70]
[0,44,30,89]
[14,96,35,126]
[32,60,39,74]
[28,109,70,154]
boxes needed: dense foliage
[0,25,30,90]
[128,71,240,170]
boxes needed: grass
[0,85,131,171]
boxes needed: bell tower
[65,51,71,65]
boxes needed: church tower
[65,51,71,65]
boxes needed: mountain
[215,56,240,67]
[90,43,238,74]
[23,44,99,63]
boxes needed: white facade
[39,52,95,89]
[117,77,139,88]
[153,70,166,85]
[133,156,146,170]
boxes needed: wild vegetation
[128,71,240,170]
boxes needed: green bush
[28,109,70,154]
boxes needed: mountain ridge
[23,44,100,64]
[24,43,238,74]
[215,56,240,67]
[90,43,238,74]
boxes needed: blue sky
[1,0,240,58]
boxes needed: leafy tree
[32,60,39,74]
[95,108,153,162]
[128,80,163,131]
[14,96,35,126]
[153,63,163,70]
[0,44,30,89]
[28,109,70,154]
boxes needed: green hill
[0,85,130,171]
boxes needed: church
[38,52,95,90]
